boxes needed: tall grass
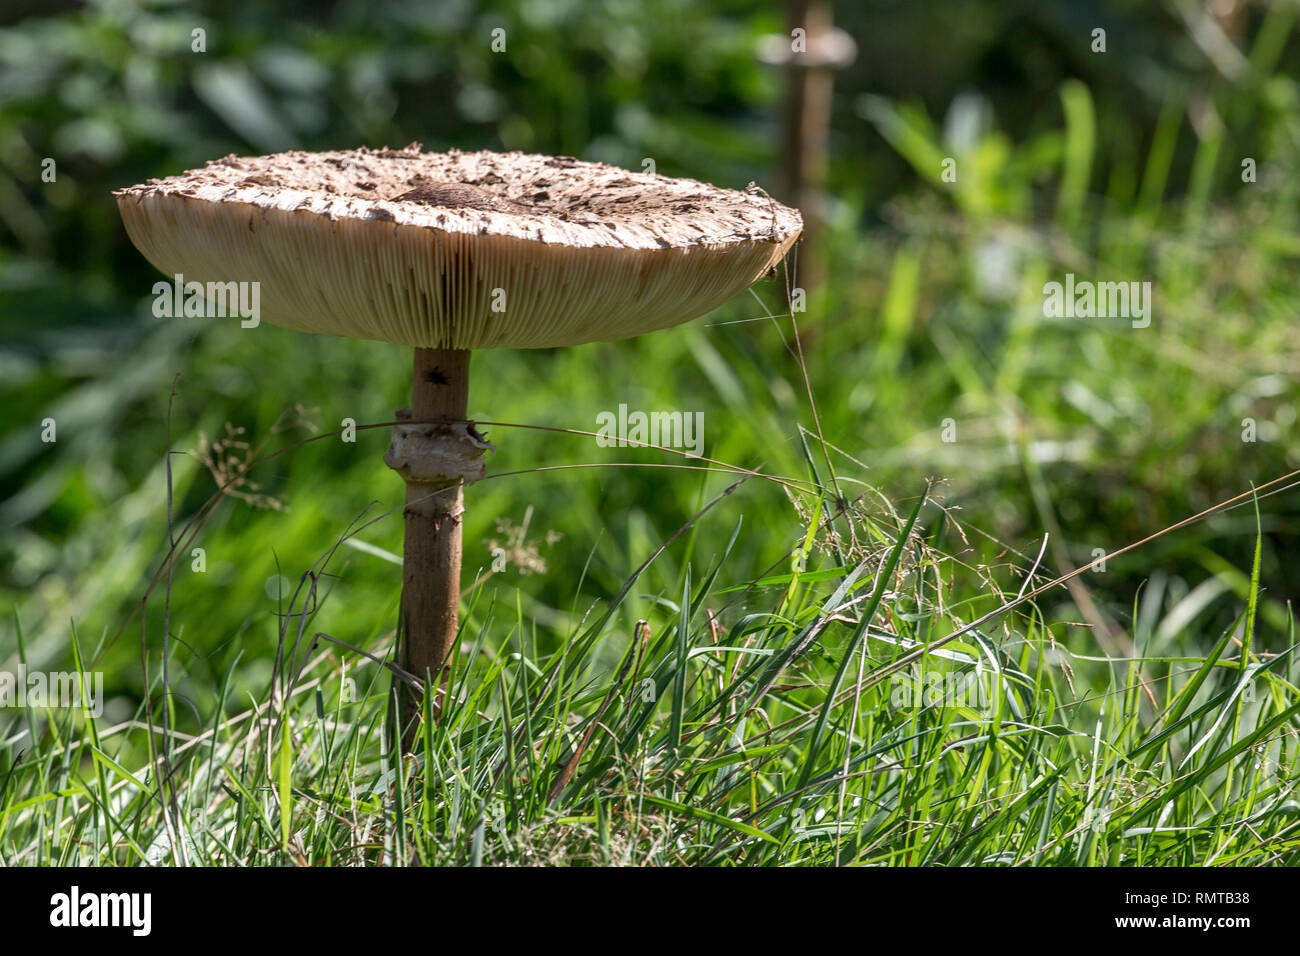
[3,432,1298,864]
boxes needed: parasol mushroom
[114,144,802,746]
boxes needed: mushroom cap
[114,144,802,350]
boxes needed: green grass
[2,469,1298,865]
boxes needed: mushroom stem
[393,347,472,745]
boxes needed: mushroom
[114,143,802,745]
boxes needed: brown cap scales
[114,144,803,349]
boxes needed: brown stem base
[398,481,463,741]
[385,347,480,750]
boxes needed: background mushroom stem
[392,346,473,745]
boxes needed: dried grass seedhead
[485,504,562,576]
[197,422,285,511]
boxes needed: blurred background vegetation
[1,0,1298,735]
